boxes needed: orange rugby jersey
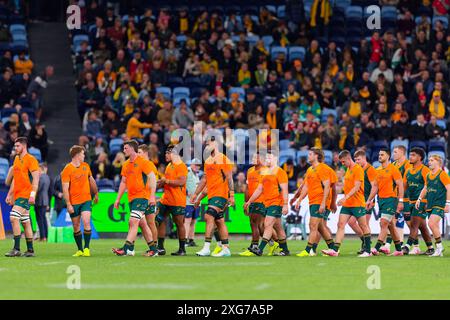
[376,163,402,199]
[61,162,93,205]
[12,153,39,201]
[204,152,233,199]
[247,166,265,203]
[121,156,153,202]
[160,161,188,207]
[260,166,288,207]
[343,164,365,207]
[305,163,332,205]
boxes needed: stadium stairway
[28,22,81,175]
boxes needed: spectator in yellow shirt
[429,90,446,119]
[238,63,251,89]
[14,51,34,74]
[209,106,229,129]
[200,53,218,75]
[125,109,152,140]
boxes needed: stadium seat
[280,149,297,165]
[12,33,27,42]
[246,35,260,47]
[166,76,184,88]
[296,150,309,164]
[436,120,447,130]
[409,140,427,152]
[324,150,333,165]
[277,5,286,19]
[381,6,398,19]
[73,34,89,47]
[0,157,9,172]
[261,35,273,49]
[321,108,337,122]
[97,179,115,191]
[1,108,18,118]
[288,46,306,62]
[279,139,290,151]
[173,96,191,107]
[345,6,363,19]
[184,77,202,89]
[28,147,42,162]
[335,0,351,10]
[173,87,190,99]
[432,16,449,29]
[372,161,381,168]
[428,140,446,153]
[155,86,171,99]
[109,138,123,154]
[270,46,288,61]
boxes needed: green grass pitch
[1,238,450,300]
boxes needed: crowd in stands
[0,1,53,184]
[69,0,450,192]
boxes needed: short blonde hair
[429,154,443,166]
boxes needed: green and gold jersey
[426,170,450,210]
[405,164,430,202]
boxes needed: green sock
[414,239,419,246]
[363,234,371,253]
[213,230,220,242]
[375,240,384,251]
[26,238,33,252]
[129,241,135,251]
[158,237,165,249]
[325,239,334,249]
[250,240,259,248]
[74,231,83,251]
[305,242,313,253]
[333,243,341,252]
[123,240,133,252]
[406,237,414,246]
[426,241,433,249]
[222,239,229,245]
[312,243,318,252]
[394,240,402,252]
[360,236,364,247]
[13,235,20,251]
[386,236,393,244]
[179,238,186,251]
[259,238,269,252]
[278,239,288,251]
[83,230,91,249]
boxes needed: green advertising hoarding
[92,192,252,233]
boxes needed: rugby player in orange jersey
[137,144,160,256]
[240,152,280,256]
[155,144,188,256]
[368,148,405,256]
[245,151,290,256]
[5,137,40,257]
[322,150,372,257]
[191,136,234,257]
[61,145,99,257]
[294,148,337,257]
[112,140,158,257]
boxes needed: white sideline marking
[163,262,274,267]
[36,261,67,266]
[317,263,327,267]
[254,283,271,290]
[47,283,198,290]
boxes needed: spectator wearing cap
[14,51,34,75]
[172,99,195,129]
[429,90,446,119]
[126,109,152,140]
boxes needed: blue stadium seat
[246,35,260,47]
[29,147,42,162]
[288,46,306,62]
[155,86,171,99]
[324,150,333,165]
[176,34,187,44]
[173,87,190,99]
[270,46,288,61]
[109,138,123,154]
[432,16,449,29]
[381,6,398,19]
[279,139,290,151]
[262,35,273,49]
[12,33,27,42]
[184,77,202,89]
[173,96,191,107]
[372,161,381,168]
[9,24,26,33]
[73,34,90,47]
[280,149,297,165]
[0,157,9,171]
[335,0,351,10]
[409,140,427,151]
[428,140,446,153]
[1,109,18,118]
[97,179,115,191]
[296,150,309,164]
[415,16,431,25]
[277,5,286,19]
[345,6,363,19]
[166,76,184,88]
[436,120,447,130]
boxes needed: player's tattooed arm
[226,170,235,206]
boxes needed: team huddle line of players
[4,136,450,258]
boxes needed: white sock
[269,240,274,246]
[436,242,443,249]
[413,244,419,249]
[385,242,391,249]
[204,242,211,250]
[217,241,222,247]
[405,244,411,249]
